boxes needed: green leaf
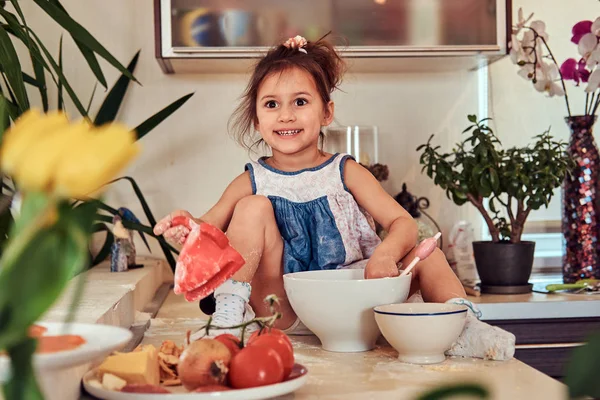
[565,333,600,398]
[134,93,194,140]
[57,34,64,111]
[467,114,477,123]
[0,199,95,350]
[94,50,140,126]
[83,197,118,215]
[0,205,13,257]
[451,191,468,206]
[32,0,136,83]
[0,228,67,348]
[0,73,18,107]
[30,49,48,113]
[489,168,500,192]
[92,223,114,265]
[9,192,49,239]
[0,94,18,123]
[479,174,492,197]
[0,25,29,111]
[416,383,489,400]
[0,93,9,137]
[489,197,497,213]
[47,0,108,88]
[86,82,98,114]
[0,65,41,88]
[27,29,88,117]
[0,7,49,112]
[2,338,44,400]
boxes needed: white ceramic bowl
[374,303,467,364]
[0,322,132,400]
[283,269,411,352]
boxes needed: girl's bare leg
[402,247,466,301]
[226,195,297,329]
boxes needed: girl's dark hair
[228,36,346,151]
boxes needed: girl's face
[255,67,334,157]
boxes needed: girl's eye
[295,98,308,106]
[265,100,278,108]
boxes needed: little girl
[154,35,514,360]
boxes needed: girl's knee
[412,247,447,277]
[233,195,274,221]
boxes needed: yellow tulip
[13,120,91,193]
[1,110,69,175]
[53,123,140,198]
[0,109,139,198]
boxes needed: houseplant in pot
[417,115,572,294]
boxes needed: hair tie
[283,35,308,54]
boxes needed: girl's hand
[364,255,400,279]
[154,210,196,245]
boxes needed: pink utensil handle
[400,232,442,277]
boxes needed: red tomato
[194,385,231,392]
[248,327,291,347]
[214,333,242,356]
[249,334,295,379]
[228,346,284,389]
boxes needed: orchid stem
[537,35,571,117]
[586,93,590,116]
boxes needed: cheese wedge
[97,345,160,386]
[102,373,127,391]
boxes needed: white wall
[16,0,599,256]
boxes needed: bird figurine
[117,207,151,252]
[110,211,144,272]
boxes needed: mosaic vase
[562,115,600,283]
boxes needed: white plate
[82,363,309,400]
[0,322,132,374]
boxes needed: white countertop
[469,291,600,320]
[142,292,567,400]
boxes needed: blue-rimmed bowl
[374,303,467,364]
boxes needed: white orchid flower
[513,8,534,34]
[509,35,534,65]
[578,33,600,62]
[533,63,565,97]
[585,69,600,93]
[510,31,537,66]
[517,63,535,81]
[587,46,600,69]
[592,17,600,36]
[521,30,536,48]
[530,20,549,41]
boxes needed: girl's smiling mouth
[275,129,303,136]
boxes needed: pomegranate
[177,339,232,390]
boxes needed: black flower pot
[472,241,535,294]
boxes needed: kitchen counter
[468,291,600,320]
[139,292,567,400]
[465,288,600,378]
[38,258,575,397]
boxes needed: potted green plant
[417,115,573,294]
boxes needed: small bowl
[0,322,132,400]
[374,303,467,364]
[283,269,411,352]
